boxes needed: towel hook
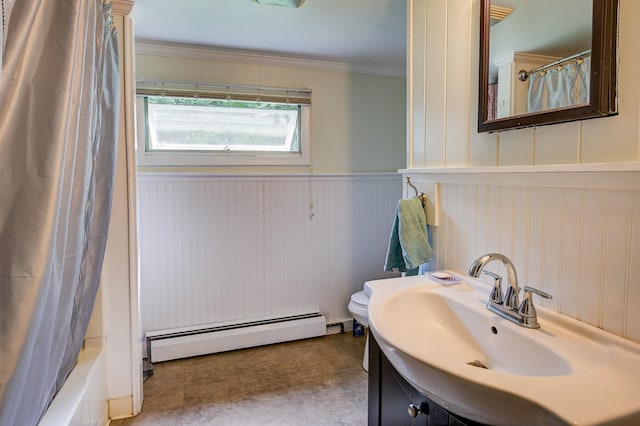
[406,177,427,207]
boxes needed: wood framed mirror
[478,0,618,133]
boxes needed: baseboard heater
[146,311,327,363]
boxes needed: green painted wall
[135,53,406,174]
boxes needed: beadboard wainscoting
[137,173,402,341]
[404,164,640,344]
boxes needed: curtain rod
[518,50,591,82]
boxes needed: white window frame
[135,85,311,167]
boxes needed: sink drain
[467,360,488,369]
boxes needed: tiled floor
[110,332,368,425]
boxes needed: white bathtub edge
[39,338,108,426]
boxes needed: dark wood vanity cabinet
[368,334,484,426]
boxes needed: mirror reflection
[487,0,592,120]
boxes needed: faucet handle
[523,286,552,300]
[518,286,553,328]
[503,285,520,310]
[481,270,504,304]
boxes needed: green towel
[384,198,432,275]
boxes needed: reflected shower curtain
[527,57,591,113]
[0,1,119,425]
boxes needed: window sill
[137,151,310,167]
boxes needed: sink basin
[367,273,640,425]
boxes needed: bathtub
[38,338,108,426]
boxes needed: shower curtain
[0,1,119,425]
[527,56,591,113]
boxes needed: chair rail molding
[401,163,640,191]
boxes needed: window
[135,83,311,166]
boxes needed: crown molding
[110,0,134,15]
[135,40,405,78]
[493,52,559,68]
[489,5,513,22]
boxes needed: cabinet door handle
[407,402,429,418]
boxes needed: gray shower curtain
[527,57,591,113]
[0,1,119,425]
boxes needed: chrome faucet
[468,253,520,308]
[468,253,552,329]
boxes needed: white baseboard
[108,396,133,421]
[148,312,327,363]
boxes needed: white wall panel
[579,190,607,328]
[559,190,584,318]
[511,187,529,288]
[138,179,265,333]
[424,0,447,167]
[409,0,639,167]
[444,0,472,167]
[601,191,634,335]
[408,0,427,168]
[138,174,402,336]
[540,188,563,311]
[527,187,548,291]
[626,192,640,341]
[534,122,581,165]
[263,179,313,317]
[434,182,640,344]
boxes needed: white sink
[367,273,640,426]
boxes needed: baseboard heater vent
[146,311,326,363]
